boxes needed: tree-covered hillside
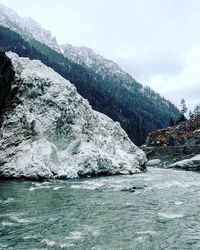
[0,26,180,145]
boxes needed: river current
[0,167,200,250]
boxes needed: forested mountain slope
[0,4,180,145]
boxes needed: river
[0,167,200,250]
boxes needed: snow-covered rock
[0,52,146,179]
[146,159,162,167]
[0,3,60,52]
[169,155,200,171]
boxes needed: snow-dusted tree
[180,98,187,116]
[194,105,200,118]
[188,110,194,120]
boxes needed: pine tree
[189,110,194,120]
[194,105,200,118]
[180,98,187,116]
[169,117,174,126]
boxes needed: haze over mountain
[0,0,199,111]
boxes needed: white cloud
[139,46,200,111]
[117,49,185,80]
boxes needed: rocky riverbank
[143,118,200,171]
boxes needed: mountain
[0,3,60,51]
[0,51,146,179]
[0,3,180,145]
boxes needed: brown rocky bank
[142,118,200,170]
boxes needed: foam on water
[0,244,8,248]
[83,225,100,237]
[53,186,63,190]
[66,231,85,240]
[11,215,33,223]
[1,221,15,226]
[60,226,100,248]
[59,242,75,248]
[70,178,137,191]
[0,197,15,204]
[175,201,184,205]
[71,183,104,190]
[29,185,52,191]
[1,212,33,224]
[158,212,184,219]
[55,231,85,248]
[147,180,200,190]
[41,239,56,247]
[136,230,157,235]
[23,235,39,240]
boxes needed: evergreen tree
[180,98,187,116]
[189,110,194,120]
[169,117,174,126]
[194,105,200,118]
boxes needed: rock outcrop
[169,154,200,171]
[143,119,200,170]
[0,50,15,119]
[146,119,200,147]
[0,52,146,180]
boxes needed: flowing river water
[0,167,200,250]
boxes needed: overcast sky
[1,0,200,111]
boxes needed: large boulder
[0,52,146,179]
[146,159,162,167]
[169,154,200,171]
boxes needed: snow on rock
[61,44,128,78]
[0,52,146,180]
[169,155,200,171]
[0,3,60,52]
[146,159,162,167]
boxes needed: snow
[0,3,129,84]
[0,52,146,179]
[0,3,60,52]
[0,3,129,80]
[146,159,162,167]
[169,154,200,171]
[60,44,129,79]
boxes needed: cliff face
[0,51,15,120]
[0,52,146,180]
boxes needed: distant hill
[0,4,180,145]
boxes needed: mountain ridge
[0,3,180,145]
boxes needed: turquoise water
[0,167,200,250]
